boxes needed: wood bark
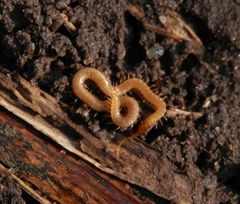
[0,109,141,203]
[0,66,193,203]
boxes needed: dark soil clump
[0,176,25,204]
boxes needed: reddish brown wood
[0,108,142,204]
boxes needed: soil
[0,176,25,204]
[0,0,239,203]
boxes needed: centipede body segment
[72,67,166,155]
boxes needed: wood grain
[0,109,142,203]
[0,66,193,203]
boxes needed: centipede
[72,67,166,155]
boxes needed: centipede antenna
[116,132,140,157]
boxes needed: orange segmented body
[72,67,166,155]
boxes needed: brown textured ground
[0,176,25,204]
[0,0,239,203]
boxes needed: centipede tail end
[116,123,149,157]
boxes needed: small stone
[159,15,167,25]
[215,126,220,132]
[146,43,164,59]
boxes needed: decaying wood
[166,108,203,119]
[127,5,205,57]
[0,110,142,204]
[0,163,51,204]
[0,67,193,203]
